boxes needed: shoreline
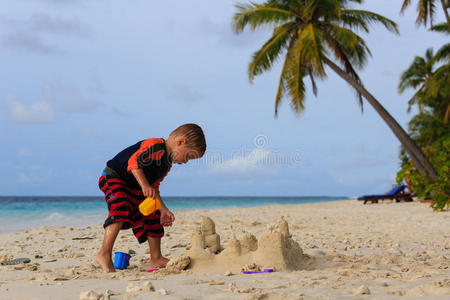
[0,197,352,236]
[1,199,449,299]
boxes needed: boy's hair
[170,123,206,156]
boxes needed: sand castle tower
[218,231,242,257]
[241,232,258,252]
[277,216,290,237]
[188,226,212,261]
[191,227,205,249]
[201,217,221,253]
[252,230,305,270]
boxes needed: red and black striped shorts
[98,174,164,244]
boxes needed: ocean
[0,196,349,234]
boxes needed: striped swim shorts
[98,172,164,243]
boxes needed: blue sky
[0,0,446,197]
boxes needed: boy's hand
[141,184,157,198]
[160,207,175,227]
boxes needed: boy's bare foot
[149,256,169,268]
[95,252,115,273]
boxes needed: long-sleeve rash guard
[106,138,172,191]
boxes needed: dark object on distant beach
[420,198,434,208]
[357,184,415,204]
[1,258,31,265]
[72,237,94,240]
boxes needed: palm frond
[340,9,399,34]
[303,0,341,21]
[296,24,327,77]
[248,22,295,82]
[407,89,426,113]
[433,43,450,63]
[233,2,296,33]
[424,64,450,98]
[285,37,308,114]
[417,0,436,26]
[321,22,370,111]
[430,22,450,33]
[323,23,371,69]
[308,68,318,96]
[400,0,412,13]
[444,103,450,124]
[275,38,297,116]
[398,53,431,93]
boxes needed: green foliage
[430,22,450,33]
[397,136,450,210]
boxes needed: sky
[0,0,446,197]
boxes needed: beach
[0,199,449,299]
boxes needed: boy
[96,123,206,272]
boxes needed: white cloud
[79,127,110,140]
[18,172,30,183]
[4,94,54,124]
[18,148,32,157]
[15,164,54,184]
[1,12,92,54]
[43,83,101,114]
[165,83,205,103]
[211,148,274,175]
[28,13,91,37]
[1,32,60,54]
[29,0,98,6]
[198,18,269,48]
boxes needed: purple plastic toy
[242,268,273,274]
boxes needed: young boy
[96,123,206,272]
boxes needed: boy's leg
[95,221,124,272]
[147,236,170,268]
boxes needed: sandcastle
[186,216,310,273]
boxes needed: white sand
[0,199,449,299]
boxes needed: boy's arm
[152,174,175,225]
[130,168,157,198]
[155,193,175,226]
[130,168,169,212]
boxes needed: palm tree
[429,24,450,124]
[232,0,439,181]
[400,0,450,26]
[399,26,450,124]
[398,48,436,114]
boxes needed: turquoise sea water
[0,196,349,233]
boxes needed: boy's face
[170,136,202,164]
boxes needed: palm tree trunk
[323,57,439,181]
[440,0,450,25]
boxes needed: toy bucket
[113,252,131,270]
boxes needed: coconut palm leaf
[433,43,450,63]
[285,36,308,114]
[399,49,436,113]
[340,9,399,33]
[248,22,296,82]
[400,0,450,26]
[233,2,296,33]
[275,38,297,115]
[430,22,450,33]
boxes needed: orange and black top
[105,138,172,191]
